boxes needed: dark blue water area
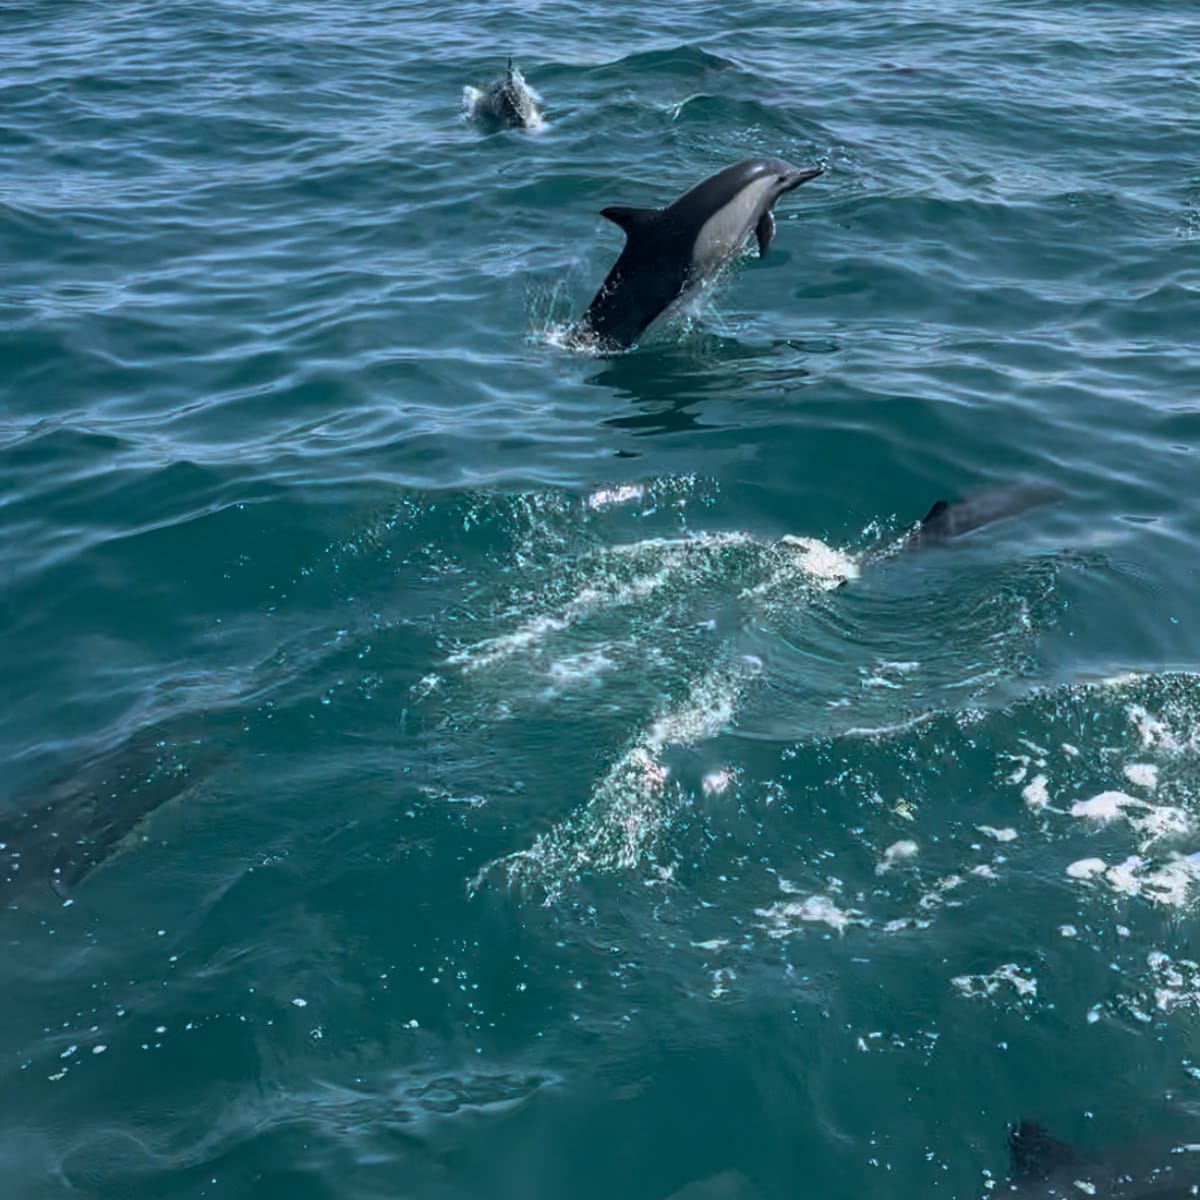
[3,1,1200,1197]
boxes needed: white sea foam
[739,535,859,600]
[951,963,1037,1002]
[876,840,919,874]
[1068,789,1192,844]
[1144,951,1200,1014]
[1065,852,1200,907]
[463,525,866,894]
[1123,762,1159,790]
[473,654,762,895]
[445,532,756,674]
[587,485,644,511]
[1127,704,1177,752]
[538,647,617,699]
[701,768,735,796]
[756,892,863,937]
[977,826,1018,842]
[1070,790,1139,822]
[1022,774,1050,810]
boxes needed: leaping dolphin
[573,157,824,351]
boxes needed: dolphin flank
[573,157,824,351]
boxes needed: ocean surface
[3,1,1200,1196]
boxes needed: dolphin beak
[781,164,824,192]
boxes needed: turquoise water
[3,1,1200,1195]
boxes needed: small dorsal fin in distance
[600,206,660,239]
[920,499,950,525]
[1008,1120,1077,1180]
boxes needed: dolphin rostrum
[574,157,824,350]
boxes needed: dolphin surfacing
[463,59,543,131]
[912,482,1065,545]
[573,157,824,351]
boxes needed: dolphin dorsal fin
[1008,1120,1076,1180]
[920,499,950,525]
[600,206,660,239]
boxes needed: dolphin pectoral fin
[600,206,660,239]
[755,211,775,256]
[1008,1120,1077,1180]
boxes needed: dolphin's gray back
[915,481,1065,543]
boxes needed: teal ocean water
[3,2,1200,1196]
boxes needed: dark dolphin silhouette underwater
[1,723,230,907]
[999,1118,1200,1197]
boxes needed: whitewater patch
[998,680,1200,911]
[1065,852,1200,907]
[951,963,1037,1003]
[443,528,859,679]
[452,526,863,896]
[471,653,764,896]
[442,532,761,676]
[756,891,865,937]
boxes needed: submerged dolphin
[1,724,229,907]
[574,157,824,350]
[463,59,543,131]
[999,1118,1200,1197]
